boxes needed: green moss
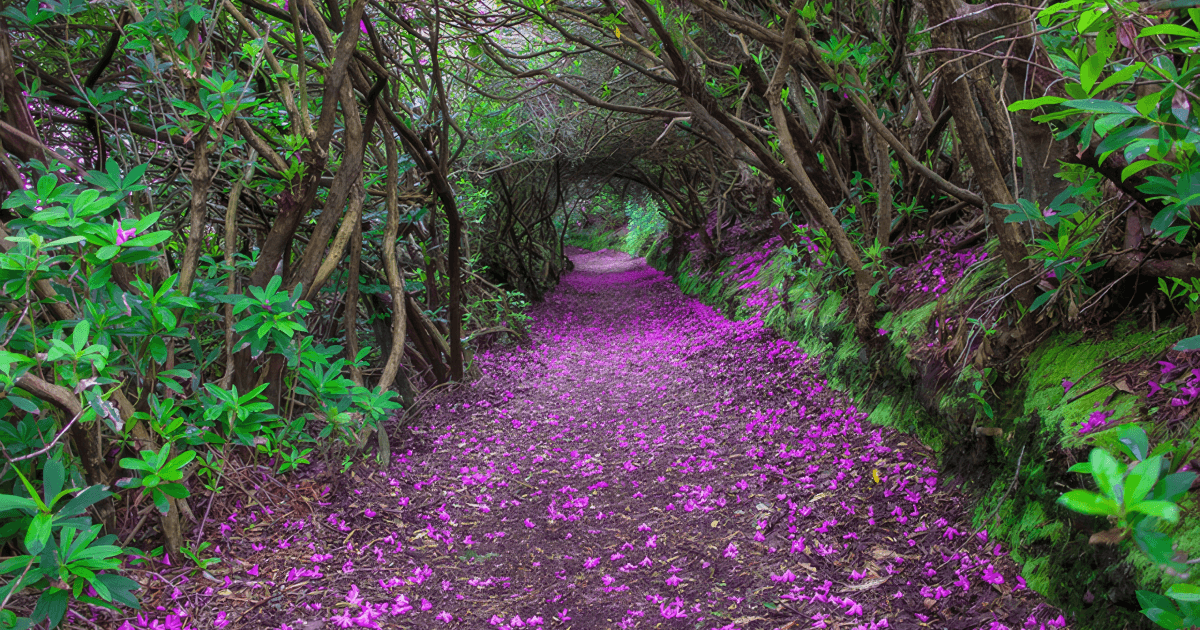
[866,395,944,451]
[1022,555,1054,598]
[565,229,622,251]
[1023,328,1176,450]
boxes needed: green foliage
[0,155,405,625]
[1057,424,1200,629]
[117,445,195,514]
[0,460,138,628]
[999,186,1105,319]
[1012,0,1200,246]
[963,366,995,422]
[624,198,666,256]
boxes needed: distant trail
[200,249,1067,630]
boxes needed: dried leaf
[869,547,895,560]
[1089,527,1126,545]
[843,576,890,591]
[1117,21,1138,49]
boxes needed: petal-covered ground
[123,249,1068,630]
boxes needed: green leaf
[1167,584,1200,602]
[1063,99,1135,114]
[0,494,37,513]
[95,245,119,261]
[123,230,171,248]
[1094,63,1143,95]
[36,175,57,200]
[1140,24,1200,38]
[1080,51,1106,94]
[1090,448,1123,499]
[1174,334,1200,351]
[158,483,190,499]
[1124,455,1162,507]
[1140,589,1185,629]
[162,450,196,473]
[41,459,64,509]
[1030,290,1055,311]
[1151,471,1196,503]
[1067,462,1093,474]
[1008,95,1067,111]
[30,588,68,628]
[92,573,140,608]
[151,489,170,514]
[0,555,34,574]
[25,513,52,554]
[148,337,167,364]
[72,320,90,353]
[1094,113,1134,136]
[1117,424,1150,461]
[45,235,87,248]
[1129,499,1180,522]
[7,395,40,415]
[1122,159,1160,181]
[118,457,153,472]
[1057,489,1119,515]
[55,486,111,520]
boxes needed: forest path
[140,250,1065,630]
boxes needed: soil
[99,249,1068,630]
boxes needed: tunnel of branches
[3,0,1200,600]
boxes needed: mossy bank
[646,237,1195,630]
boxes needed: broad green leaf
[1093,113,1133,136]
[1140,589,1185,629]
[72,320,90,353]
[1151,471,1196,502]
[0,494,37,513]
[1067,462,1093,474]
[0,555,33,574]
[36,175,57,200]
[25,513,52,554]
[1063,99,1135,115]
[1128,499,1180,522]
[118,457,153,472]
[1168,584,1200,602]
[1090,448,1123,499]
[1057,489,1119,515]
[123,230,171,248]
[1080,51,1106,94]
[1122,159,1160,181]
[1094,63,1143,94]
[1138,91,1163,116]
[1008,95,1067,111]
[1117,424,1150,461]
[1140,24,1200,38]
[158,483,190,499]
[1123,455,1162,507]
[95,245,119,261]
[55,486,111,520]
[41,458,64,509]
[1174,334,1200,351]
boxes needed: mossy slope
[648,237,1188,630]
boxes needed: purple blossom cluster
[891,244,988,303]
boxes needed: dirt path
[126,250,1066,630]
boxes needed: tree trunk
[928,0,1036,317]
